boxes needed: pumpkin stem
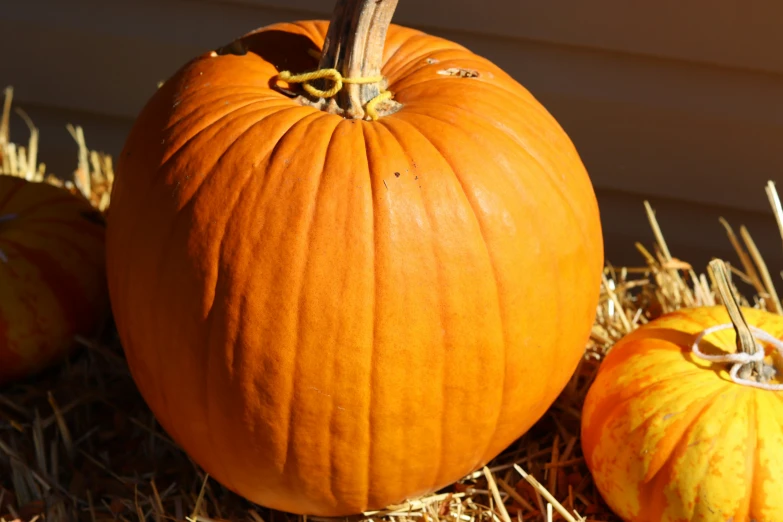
[707,259,770,381]
[314,0,402,119]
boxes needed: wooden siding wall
[0,0,782,272]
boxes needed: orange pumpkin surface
[582,305,783,521]
[105,0,603,515]
[0,176,108,385]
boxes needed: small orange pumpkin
[106,0,603,515]
[0,175,108,385]
[582,267,783,521]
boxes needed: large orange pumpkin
[582,303,783,521]
[0,175,108,385]
[105,0,603,515]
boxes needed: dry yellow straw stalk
[0,86,114,212]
